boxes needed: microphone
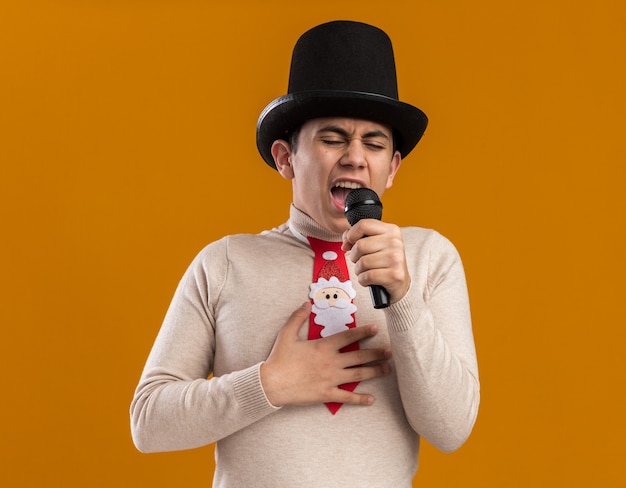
[344,188,391,309]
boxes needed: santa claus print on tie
[309,252,357,337]
[306,237,361,414]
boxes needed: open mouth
[330,181,362,210]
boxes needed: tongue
[331,187,352,209]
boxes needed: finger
[336,362,392,385]
[338,346,392,369]
[342,221,365,244]
[352,252,388,276]
[344,237,378,265]
[326,324,379,349]
[341,229,354,252]
[329,389,376,406]
[349,234,396,264]
[341,220,379,252]
[279,302,311,339]
[346,219,384,241]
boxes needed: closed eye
[321,139,345,146]
[364,142,385,150]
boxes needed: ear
[271,140,295,180]
[385,150,402,189]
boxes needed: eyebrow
[317,125,391,141]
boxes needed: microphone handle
[370,284,390,309]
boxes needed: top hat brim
[256,90,428,169]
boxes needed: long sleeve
[130,238,279,453]
[129,210,479,486]
[385,229,480,452]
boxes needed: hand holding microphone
[344,188,392,309]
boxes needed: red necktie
[307,237,360,414]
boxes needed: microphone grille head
[344,188,383,225]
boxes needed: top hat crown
[256,21,428,169]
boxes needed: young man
[131,21,479,487]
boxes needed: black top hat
[256,20,428,169]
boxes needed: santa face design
[309,276,357,337]
[312,287,351,307]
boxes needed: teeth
[334,182,362,189]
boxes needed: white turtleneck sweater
[130,205,480,487]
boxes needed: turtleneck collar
[288,204,344,243]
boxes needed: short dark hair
[287,126,302,154]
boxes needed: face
[313,287,351,307]
[271,117,402,234]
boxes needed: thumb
[280,301,311,340]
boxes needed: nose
[340,140,367,168]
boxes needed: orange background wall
[2,1,625,486]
